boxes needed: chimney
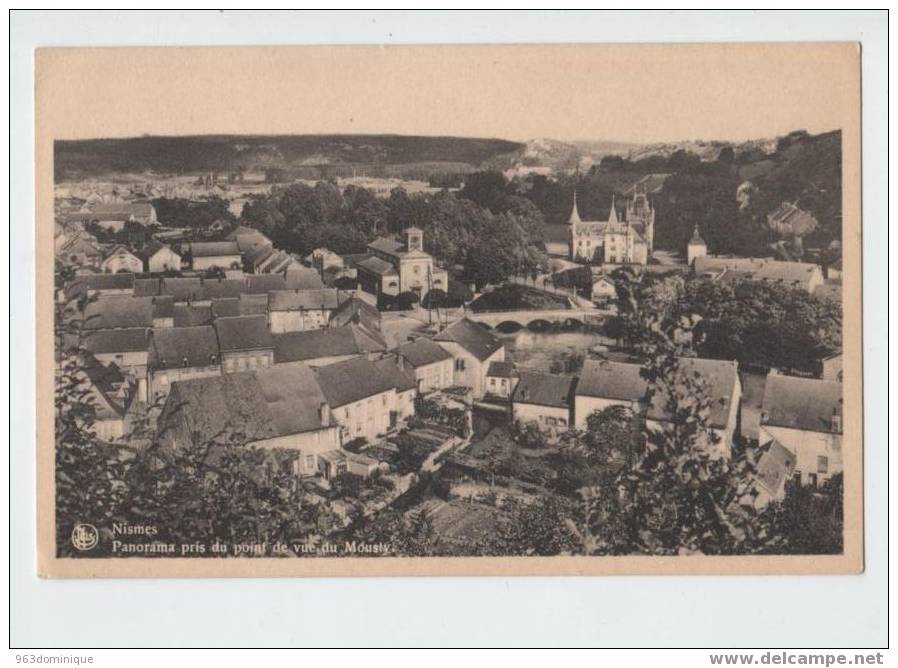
[319,402,331,425]
[831,408,841,433]
[395,353,404,371]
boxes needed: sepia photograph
[35,40,862,578]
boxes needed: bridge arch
[495,320,524,333]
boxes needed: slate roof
[756,439,796,496]
[211,297,241,318]
[152,295,175,319]
[314,357,396,408]
[486,361,518,378]
[80,352,134,420]
[82,295,154,330]
[81,327,149,355]
[160,277,208,303]
[433,318,503,361]
[754,261,821,289]
[173,304,214,327]
[245,274,287,294]
[273,325,386,364]
[203,278,245,299]
[268,288,340,312]
[512,371,575,409]
[330,297,382,332]
[367,237,405,256]
[187,241,240,257]
[374,357,417,393]
[397,338,453,368]
[761,374,842,434]
[576,360,646,402]
[214,315,274,352]
[65,273,135,300]
[159,373,278,446]
[238,293,269,315]
[253,362,336,435]
[356,256,398,277]
[133,277,161,297]
[283,267,327,290]
[149,326,220,370]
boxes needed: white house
[101,245,143,274]
[395,338,455,393]
[214,315,275,374]
[313,357,399,444]
[484,361,518,399]
[433,318,505,399]
[511,371,575,438]
[268,289,341,333]
[186,241,242,272]
[141,241,182,273]
[759,373,842,487]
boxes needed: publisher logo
[71,523,98,551]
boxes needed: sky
[37,43,857,144]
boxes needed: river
[496,328,618,373]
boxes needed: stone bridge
[460,308,611,331]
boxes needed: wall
[252,427,341,477]
[332,388,396,443]
[512,401,571,435]
[102,253,142,274]
[148,249,181,273]
[394,388,416,422]
[412,358,454,393]
[760,424,842,486]
[485,374,516,398]
[436,342,505,399]
[270,309,331,333]
[573,395,631,429]
[192,255,242,271]
[148,363,221,402]
[222,349,274,374]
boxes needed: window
[382,394,388,406]
[490,378,496,387]
[305,455,315,470]
[455,358,466,372]
[817,456,829,474]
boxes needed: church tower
[405,227,424,253]
[687,224,707,266]
[567,187,581,261]
[627,188,655,253]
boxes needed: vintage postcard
[36,43,862,577]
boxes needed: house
[141,241,181,273]
[146,325,222,401]
[485,361,518,399]
[156,363,341,477]
[753,439,797,508]
[203,277,246,301]
[244,273,288,295]
[57,235,103,268]
[273,325,387,368]
[77,352,137,442]
[316,450,383,480]
[511,371,575,437]
[133,277,161,297]
[374,357,418,423]
[214,315,275,373]
[766,202,819,240]
[305,248,344,271]
[575,357,742,457]
[759,373,842,487]
[80,327,149,401]
[433,318,505,398]
[88,202,134,232]
[358,227,449,300]
[590,274,617,306]
[313,357,400,443]
[753,261,824,294]
[268,289,341,333]
[395,338,455,393]
[185,241,242,271]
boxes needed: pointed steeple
[608,194,619,224]
[568,187,581,225]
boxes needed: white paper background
[8,9,889,648]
